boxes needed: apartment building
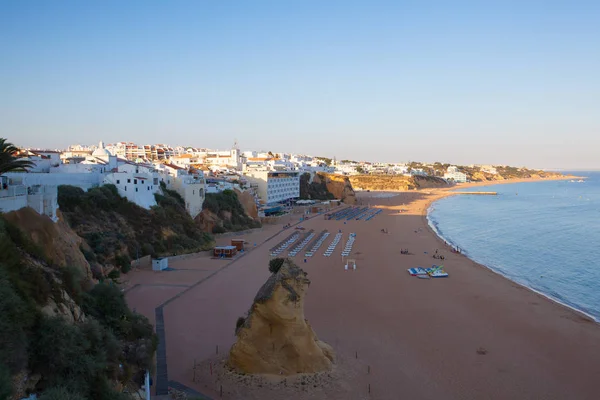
[243,169,300,205]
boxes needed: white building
[444,166,468,183]
[103,162,161,209]
[0,176,58,221]
[156,163,206,218]
[243,169,300,205]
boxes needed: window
[125,186,127,191]
[154,178,159,185]
[147,186,150,191]
[135,188,138,192]
[116,179,120,184]
[193,190,195,195]
[127,179,131,183]
[134,179,137,184]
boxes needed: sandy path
[130,184,600,399]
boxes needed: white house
[156,163,206,218]
[444,166,468,183]
[103,166,161,210]
[0,176,58,221]
[243,169,300,205]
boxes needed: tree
[0,138,34,175]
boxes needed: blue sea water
[427,172,600,322]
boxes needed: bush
[0,362,12,400]
[39,386,87,400]
[235,316,245,334]
[115,254,131,274]
[269,258,285,274]
[212,225,226,234]
[61,265,85,305]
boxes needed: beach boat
[408,267,427,276]
[429,270,449,278]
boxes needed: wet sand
[126,179,600,400]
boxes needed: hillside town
[0,139,519,220]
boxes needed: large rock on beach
[228,259,335,375]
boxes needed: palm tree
[0,138,34,175]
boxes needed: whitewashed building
[156,163,206,218]
[444,166,468,183]
[103,162,161,209]
[0,176,59,221]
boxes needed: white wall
[103,172,160,209]
[4,172,104,190]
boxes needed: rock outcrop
[234,188,259,219]
[315,173,356,204]
[349,174,450,191]
[229,259,335,375]
[3,208,92,279]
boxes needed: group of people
[400,249,410,255]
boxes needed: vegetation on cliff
[0,215,156,399]
[201,189,261,234]
[58,184,214,275]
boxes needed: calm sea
[427,172,600,322]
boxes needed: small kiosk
[213,245,238,258]
[231,239,245,251]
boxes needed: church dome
[92,141,112,157]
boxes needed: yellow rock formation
[228,259,335,375]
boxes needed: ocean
[427,172,600,322]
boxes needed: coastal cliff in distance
[349,175,450,191]
[228,258,335,375]
[300,172,356,204]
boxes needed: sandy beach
[124,177,600,400]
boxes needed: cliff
[58,184,214,276]
[300,172,356,204]
[228,258,335,375]
[0,214,156,400]
[197,189,261,234]
[349,174,450,191]
[3,208,92,279]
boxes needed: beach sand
[125,179,600,400]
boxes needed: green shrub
[212,225,226,234]
[61,265,85,305]
[0,362,13,400]
[39,386,87,400]
[115,254,131,274]
[269,258,285,274]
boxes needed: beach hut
[213,245,238,258]
[231,239,245,251]
[152,257,168,271]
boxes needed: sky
[1,0,599,169]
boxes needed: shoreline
[418,180,598,324]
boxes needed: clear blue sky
[1,0,599,169]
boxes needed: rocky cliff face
[314,173,356,204]
[3,208,92,279]
[234,188,259,219]
[228,259,335,375]
[349,174,450,191]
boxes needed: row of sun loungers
[270,232,300,257]
[364,209,383,221]
[341,233,356,256]
[323,233,343,257]
[304,230,330,257]
[326,206,352,220]
[288,229,316,257]
[407,265,449,278]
